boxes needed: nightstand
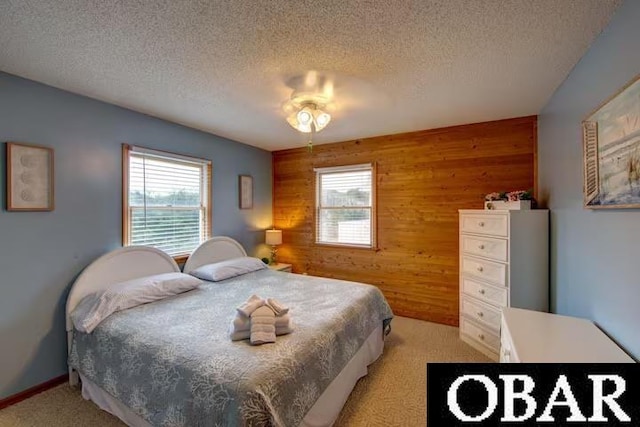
[268,263,292,273]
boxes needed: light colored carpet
[0,316,489,427]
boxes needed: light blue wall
[0,72,272,398]
[538,0,640,359]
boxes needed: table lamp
[265,229,282,264]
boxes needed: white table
[501,307,634,363]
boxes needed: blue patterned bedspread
[69,270,393,426]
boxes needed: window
[315,163,375,248]
[123,145,211,258]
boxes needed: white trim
[125,146,212,255]
[129,145,211,166]
[315,163,375,248]
[315,242,373,249]
[313,163,371,173]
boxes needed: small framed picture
[239,175,253,209]
[6,142,54,211]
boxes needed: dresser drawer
[462,277,508,307]
[500,318,518,363]
[461,235,508,262]
[500,338,515,363]
[460,317,500,352]
[461,256,507,286]
[460,214,508,237]
[461,296,502,330]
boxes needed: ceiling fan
[283,71,336,151]
[280,70,382,151]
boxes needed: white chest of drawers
[501,307,634,363]
[459,209,549,360]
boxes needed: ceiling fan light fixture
[313,109,331,131]
[287,112,312,133]
[296,107,314,126]
[284,92,334,150]
[286,102,331,134]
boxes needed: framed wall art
[6,142,54,211]
[583,74,640,209]
[239,175,253,209]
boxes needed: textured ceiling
[0,0,621,151]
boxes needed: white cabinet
[459,209,549,360]
[501,307,634,363]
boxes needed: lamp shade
[266,229,282,246]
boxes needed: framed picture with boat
[583,74,640,209]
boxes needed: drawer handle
[477,311,484,318]
[479,334,485,340]
[479,289,486,295]
[478,222,485,227]
[478,244,485,250]
[477,266,484,272]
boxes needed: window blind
[125,146,211,257]
[315,164,374,247]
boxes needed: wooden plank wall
[272,116,536,326]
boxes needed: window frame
[122,144,212,262]
[314,163,377,249]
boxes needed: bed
[66,236,393,426]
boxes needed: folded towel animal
[237,294,263,317]
[230,322,294,341]
[232,312,292,332]
[265,298,289,316]
[230,295,293,342]
[250,305,276,345]
[237,295,290,317]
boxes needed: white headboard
[65,246,179,332]
[183,236,247,274]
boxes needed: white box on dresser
[458,209,549,361]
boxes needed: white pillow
[71,272,202,333]
[189,257,267,282]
